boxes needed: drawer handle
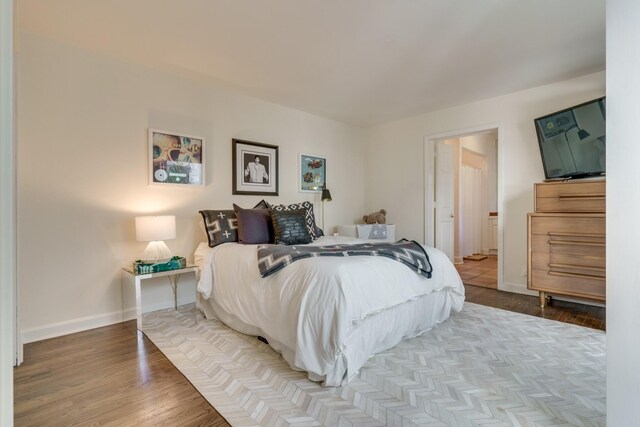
[557,193,605,199]
[548,271,605,280]
[548,232,604,239]
[549,263,605,273]
[548,240,605,247]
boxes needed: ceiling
[19,0,605,127]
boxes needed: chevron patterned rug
[142,303,605,426]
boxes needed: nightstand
[121,265,199,331]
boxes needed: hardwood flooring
[456,255,605,331]
[465,284,605,331]
[455,255,498,289]
[13,321,230,426]
[14,283,605,426]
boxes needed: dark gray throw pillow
[199,210,238,247]
[233,203,273,244]
[267,201,320,240]
[271,208,312,245]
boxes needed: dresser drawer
[528,180,606,307]
[535,180,605,213]
[531,251,606,272]
[529,214,605,236]
[529,269,605,301]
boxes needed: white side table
[121,265,199,331]
[337,224,396,241]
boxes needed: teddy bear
[362,209,387,224]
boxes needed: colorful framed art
[299,154,326,192]
[149,129,204,186]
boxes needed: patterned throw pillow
[267,201,319,240]
[270,209,312,245]
[199,210,238,247]
[253,199,270,209]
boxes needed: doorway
[424,126,501,289]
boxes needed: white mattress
[195,236,465,385]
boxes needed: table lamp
[135,215,176,263]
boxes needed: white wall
[17,32,367,341]
[607,0,640,421]
[0,0,15,423]
[366,71,605,292]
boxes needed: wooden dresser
[527,179,606,308]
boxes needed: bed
[195,235,465,386]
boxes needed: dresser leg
[539,292,547,308]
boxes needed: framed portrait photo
[299,154,326,192]
[232,139,279,195]
[149,129,204,186]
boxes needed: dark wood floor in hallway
[14,285,605,425]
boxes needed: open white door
[435,142,455,261]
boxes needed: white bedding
[195,235,465,385]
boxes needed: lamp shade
[321,188,332,202]
[135,215,176,242]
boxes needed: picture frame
[299,154,326,192]
[149,129,204,186]
[232,139,279,195]
[536,110,578,141]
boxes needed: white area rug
[142,303,605,426]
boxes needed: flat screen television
[534,97,606,180]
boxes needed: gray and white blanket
[257,239,432,279]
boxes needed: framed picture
[536,110,577,141]
[149,129,204,186]
[299,154,326,192]
[232,139,279,195]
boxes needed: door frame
[424,123,504,289]
[1,0,16,424]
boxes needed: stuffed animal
[362,209,387,224]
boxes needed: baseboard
[123,307,137,322]
[454,256,464,264]
[499,281,538,296]
[21,310,126,344]
[23,295,196,344]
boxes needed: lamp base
[141,240,172,263]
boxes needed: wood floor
[455,255,498,289]
[14,285,605,426]
[13,321,230,426]
[456,255,605,330]
[465,285,605,330]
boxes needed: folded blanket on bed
[257,239,432,279]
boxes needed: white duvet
[196,236,465,385]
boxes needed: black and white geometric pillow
[270,208,312,245]
[199,210,238,247]
[267,201,319,240]
[253,199,270,209]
